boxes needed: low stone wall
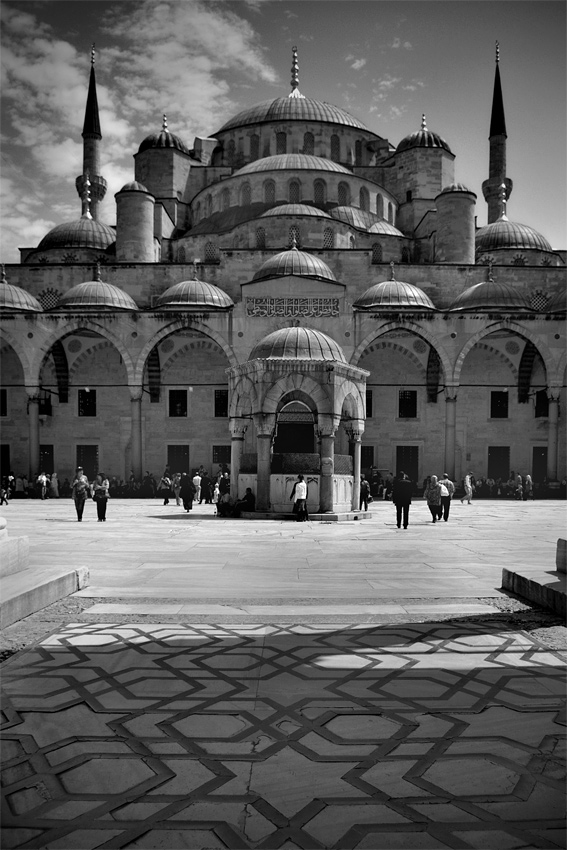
[237,474,354,513]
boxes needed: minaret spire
[289,46,305,99]
[482,41,512,223]
[75,44,107,220]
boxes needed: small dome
[354,278,435,310]
[546,288,566,314]
[235,154,352,176]
[252,247,337,283]
[330,206,381,230]
[154,278,234,310]
[261,203,331,219]
[36,216,115,251]
[249,327,346,362]
[475,216,552,254]
[367,220,405,236]
[449,279,531,312]
[57,278,138,311]
[439,182,474,195]
[0,267,42,312]
[217,96,369,133]
[118,181,150,193]
[397,115,452,154]
[138,116,190,155]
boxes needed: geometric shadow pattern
[1,621,565,849]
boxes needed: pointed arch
[351,321,452,384]
[453,321,554,386]
[261,373,333,416]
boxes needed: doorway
[532,447,547,482]
[487,446,510,480]
[273,402,316,454]
[396,446,419,488]
[168,445,190,475]
[76,445,99,481]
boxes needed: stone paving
[0,500,566,849]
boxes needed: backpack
[439,483,449,497]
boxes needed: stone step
[0,566,89,629]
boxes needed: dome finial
[1,264,7,285]
[162,113,168,131]
[289,45,305,99]
[499,182,508,219]
[95,259,102,282]
[421,113,427,130]
[81,172,92,219]
[495,40,500,64]
[91,43,96,66]
[290,231,299,250]
[487,257,494,282]
[390,260,396,281]
[193,258,199,280]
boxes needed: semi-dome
[546,288,566,314]
[449,279,531,312]
[154,278,234,310]
[261,203,331,218]
[217,96,369,134]
[0,266,42,312]
[475,216,552,254]
[235,154,352,176]
[397,115,452,154]
[367,220,405,236]
[354,277,435,310]
[36,215,115,252]
[252,247,337,283]
[57,277,138,311]
[138,116,190,155]
[249,327,346,362]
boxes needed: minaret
[482,41,513,223]
[75,44,107,220]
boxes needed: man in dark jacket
[392,471,413,529]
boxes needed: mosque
[0,46,565,512]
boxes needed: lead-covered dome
[354,276,435,310]
[367,220,405,236]
[154,278,234,310]
[545,288,566,314]
[117,181,150,193]
[449,279,531,312]
[0,266,42,312]
[56,275,138,311]
[36,215,115,251]
[475,216,552,254]
[235,154,352,176]
[217,96,369,134]
[397,115,452,154]
[249,327,346,362]
[138,116,190,155]
[261,204,331,219]
[252,247,337,283]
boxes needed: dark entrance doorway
[273,402,315,454]
[168,445,190,475]
[532,447,547,482]
[487,446,510,480]
[396,445,419,488]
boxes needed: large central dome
[217,96,369,134]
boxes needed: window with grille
[194,202,200,221]
[388,202,395,224]
[512,254,526,266]
[330,134,340,161]
[530,290,549,311]
[359,187,369,212]
[205,242,218,262]
[214,389,229,418]
[276,132,287,154]
[222,189,230,210]
[38,287,62,309]
[398,390,417,419]
[376,194,384,218]
[361,445,374,469]
[371,243,383,264]
[303,132,314,155]
[38,391,52,416]
[76,445,98,480]
[490,391,509,419]
[241,183,251,206]
[227,139,235,166]
[289,180,300,203]
[338,182,349,205]
[39,445,54,475]
[213,445,231,465]
[349,236,356,249]
[256,228,266,249]
[169,390,187,418]
[264,180,275,204]
[78,389,96,417]
[0,389,6,417]
[323,228,334,248]
[314,179,325,205]
[250,134,259,160]
[289,226,300,247]
[534,389,549,418]
[402,246,410,263]
[355,139,362,164]
[365,389,373,418]
[177,247,186,263]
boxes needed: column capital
[547,389,561,404]
[229,418,249,439]
[253,413,276,437]
[444,388,458,402]
[25,386,41,402]
[130,387,143,402]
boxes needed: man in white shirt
[290,474,309,522]
[192,472,202,503]
[439,473,455,521]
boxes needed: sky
[1,0,565,263]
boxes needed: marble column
[229,420,248,501]
[547,393,560,481]
[347,430,362,511]
[444,390,458,480]
[319,432,336,513]
[27,391,40,481]
[130,390,143,482]
[256,435,272,511]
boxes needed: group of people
[70,468,110,522]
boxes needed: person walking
[158,472,172,505]
[71,467,90,522]
[460,472,474,504]
[200,472,213,504]
[172,472,182,506]
[524,474,534,500]
[180,473,196,512]
[93,472,110,521]
[438,472,455,522]
[392,471,413,528]
[192,471,202,503]
[360,476,371,512]
[290,474,309,522]
[424,474,443,522]
[37,471,48,500]
[49,471,60,498]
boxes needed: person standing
[180,473,196,512]
[200,472,213,504]
[524,474,534,500]
[438,472,455,522]
[192,470,202,503]
[37,471,48,500]
[424,475,442,522]
[360,476,371,512]
[392,471,412,529]
[290,474,309,522]
[49,472,60,498]
[172,472,182,506]
[71,467,90,522]
[460,473,474,504]
[158,472,172,505]
[93,472,110,521]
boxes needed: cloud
[391,37,412,50]
[350,58,367,71]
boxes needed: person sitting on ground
[232,487,256,517]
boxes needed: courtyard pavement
[1,499,565,849]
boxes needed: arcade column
[26,389,40,480]
[444,389,458,480]
[229,420,248,501]
[130,389,143,482]
[318,431,336,513]
[254,414,276,512]
[547,392,560,481]
[347,429,362,511]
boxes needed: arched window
[206,195,213,217]
[355,139,362,164]
[289,226,300,247]
[178,247,186,263]
[233,235,239,248]
[330,134,340,162]
[289,180,300,204]
[303,132,314,155]
[205,242,219,262]
[256,227,266,249]
[338,181,350,206]
[371,243,383,264]
[241,183,251,206]
[376,193,384,218]
[359,187,369,212]
[314,179,326,206]
[388,202,394,224]
[401,246,410,263]
[349,235,356,249]
[227,139,235,166]
[264,180,275,205]
[250,134,259,161]
[221,188,230,211]
[276,132,287,154]
[323,228,334,249]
